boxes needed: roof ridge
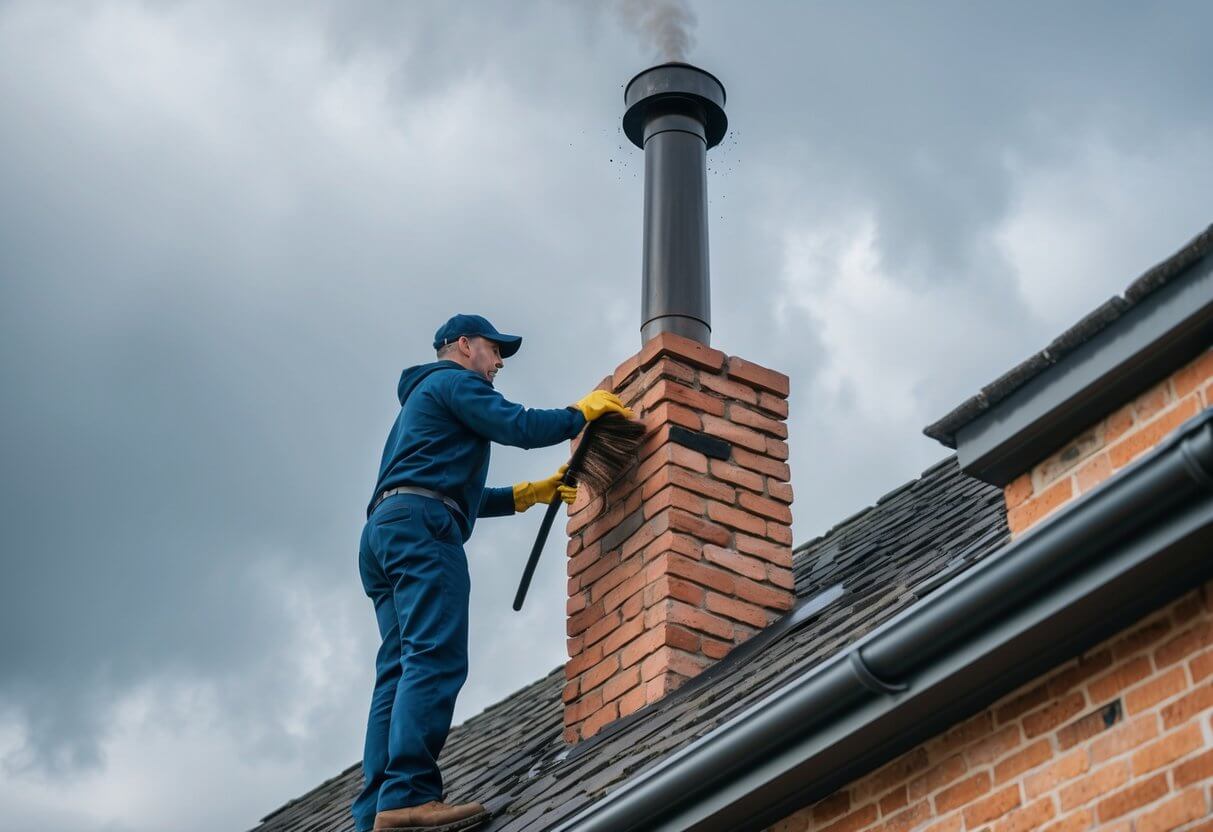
[925,221,1213,447]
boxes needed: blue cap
[433,313,522,358]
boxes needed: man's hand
[573,390,634,422]
[513,464,578,512]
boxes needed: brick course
[767,582,1213,831]
[1004,347,1213,536]
[564,333,794,742]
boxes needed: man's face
[464,336,503,383]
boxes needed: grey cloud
[1,2,1211,830]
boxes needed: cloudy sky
[1,2,1210,830]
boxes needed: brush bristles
[575,413,646,496]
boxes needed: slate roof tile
[251,457,1007,832]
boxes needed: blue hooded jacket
[368,361,587,542]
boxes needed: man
[354,313,632,832]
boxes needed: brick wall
[563,333,795,743]
[769,580,1213,832]
[1005,347,1213,536]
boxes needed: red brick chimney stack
[563,333,794,742]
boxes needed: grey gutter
[553,408,1213,832]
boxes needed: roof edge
[554,409,1213,832]
[956,252,1211,485]
[925,223,1213,452]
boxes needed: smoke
[613,0,697,62]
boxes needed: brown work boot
[373,800,488,831]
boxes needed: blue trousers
[352,494,470,832]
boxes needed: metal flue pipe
[624,63,728,346]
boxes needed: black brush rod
[513,422,597,611]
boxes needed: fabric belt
[373,485,463,519]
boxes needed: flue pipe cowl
[623,63,728,347]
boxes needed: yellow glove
[513,464,579,512]
[573,390,635,422]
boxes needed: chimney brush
[513,414,645,611]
